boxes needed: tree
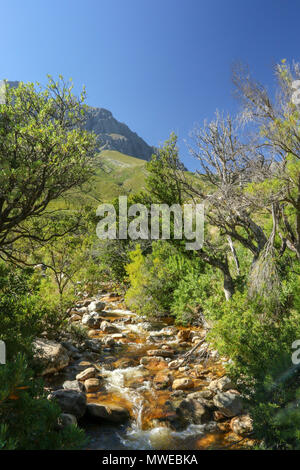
[232,60,300,260]
[0,76,97,262]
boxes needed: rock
[102,336,115,347]
[230,415,253,436]
[59,413,77,428]
[48,390,86,418]
[33,338,69,375]
[88,300,105,313]
[76,307,88,315]
[213,410,227,421]
[63,380,85,393]
[77,360,93,370]
[87,329,98,337]
[168,359,184,369]
[70,314,82,322]
[85,378,101,393]
[114,357,137,369]
[85,339,101,352]
[76,367,96,381]
[175,398,211,426]
[213,390,243,417]
[154,371,172,390]
[140,356,168,369]
[188,389,214,400]
[100,321,119,334]
[208,378,219,392]
[82,312,104,329]
[86,403,130,423]
[172,378,194,391]
[111,333,124,339]
[147,349,174,358]
[216,376,234,392]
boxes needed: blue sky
[1,0,300,168]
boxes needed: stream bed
[46,291,254,450]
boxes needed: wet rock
[88,300,106,313]
[230,415,253,436]
[63,380,85,393]
[213,390,243,417]
[114,357,138,369]
[153,371,173,390]
[175,398,211,426]
[86,403,130,423]
[172,378,194,391]
[76,367,96,381]
[140,356,168,369]
[33,338,69,375]
[147,349,174,358]
[48,389,86,418]
[100,321,119,334]
[84,377,101,393]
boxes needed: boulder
[63,380,85,393]
[85,378,101,393]
[172,378,194,391]
[175,398,211,426]
[230,415,253,435]
[86,403,130,423]
[216,376,234,392]
[82,312,104,329]
[88,300,105,313]
[100,321,119,334]
[33,338,69,375]
[48,389,86,418]
[213,390,243,417]
[76,367,96,381]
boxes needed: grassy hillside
[58,150,148,208]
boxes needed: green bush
[0,355,86,450]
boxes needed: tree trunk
[223,270,235,300]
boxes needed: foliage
[0,355,86,450]
[0,76,97,261]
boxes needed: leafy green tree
[0,76,97,262]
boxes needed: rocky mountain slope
[7,81,154,161]
[85,107,155,161]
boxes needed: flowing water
[73,293,241,450]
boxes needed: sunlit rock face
[84,107,155,160]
